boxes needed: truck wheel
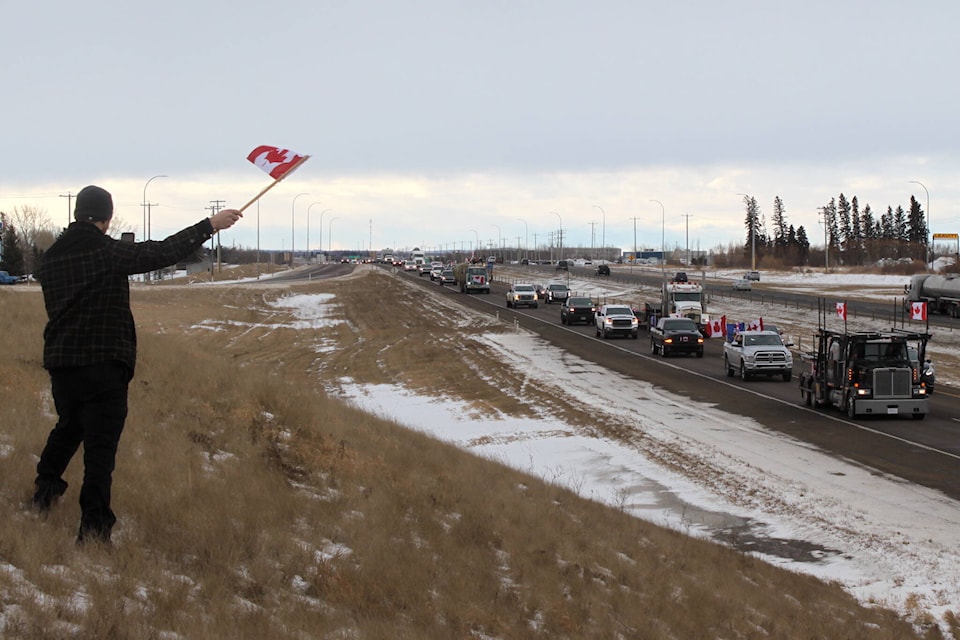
[845,394,856,419]
[532,303,538,309]
[802,383,813,406]
[602,328,609,339]
[651,340,657,354]
[597,326,602,337]
[782,370,792,382]
[696,349,703,358]
[631,332,638,340]
[725,356,734,377]
[660,345,668,358]
[739,361,750,381]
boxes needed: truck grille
[872,368,912,398]
[755,351,787,364]
[611,319,634,328]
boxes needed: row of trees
[740,193,930,268]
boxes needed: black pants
[36,361,131,539]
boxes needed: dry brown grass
[0,271,946,639]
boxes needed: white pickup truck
[723,330,793,381]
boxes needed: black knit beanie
[74,185,114,221]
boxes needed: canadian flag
[836,302,847,321]
[746,317,764,331]
[911,301,928,321]
[247,145,309,180]
[706,315,726,338]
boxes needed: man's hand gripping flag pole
[240,146,311,213]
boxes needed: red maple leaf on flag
[836,302,847,321]
[247,145,309,180]
[911,301,927,321]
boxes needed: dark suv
[673,272,688,283]
[596,264,610,276]
[543,283,570,304]
[560,297,597,325]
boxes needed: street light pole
[681,213,693,267]
[491,224,501,261]
[292,192,309,266]
[628,216,640,273]
[143,174,167,241]
[909,180,930,263]
[317,208,332,262]
[593,205,605,261]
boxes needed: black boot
[31,478,68,514]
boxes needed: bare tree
[8,205,54,274]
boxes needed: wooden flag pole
[238,155,311,214]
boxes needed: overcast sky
[4,1,959,257]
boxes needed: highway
[393,265,960,501]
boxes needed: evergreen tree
[771,196,788,256]
[849,196,863,265]
[0,224,26,275]
[837,193,851,257]
[907,195,928,260]
[742,195,760,265]
[796,225,810,262]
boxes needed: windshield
[672,292,701,302]
[548,284,569,291]
[514,285,535,292]
[606,307,632,315]
[664,320,697,331]
[567,298,593,306]
[744,334,783,346]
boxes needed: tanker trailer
[907,273,960,317]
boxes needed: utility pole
[588,221,598,260]
[59,192,74,229]
[681,214,693,266]
[628,216,641,273]
[207,200,225,278]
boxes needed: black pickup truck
[650,317,704,357]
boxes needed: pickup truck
[723,330,793,381]
[595,304,639,339]
[0,271,19,285]
[650,317,704,357]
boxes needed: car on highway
[595,264,610,276]
[744,270,761,281]
[560,297,597,325]
[438,269,456,286]
[594,304,639,339]
[650,317,704,357]
[403,260,418,272]
[543,283,570,304]
[732,278,752,291]
[430,264,444,280]
[417,263,433,277]
[506,283,539,309]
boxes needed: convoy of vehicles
[395,264,946,419]
[723,330,793,381]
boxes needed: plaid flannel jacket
[38,219,214,372]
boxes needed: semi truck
[906,273,960,317]
[654,279,710,328]
[453,263,491,294]
[798,326,931,419]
